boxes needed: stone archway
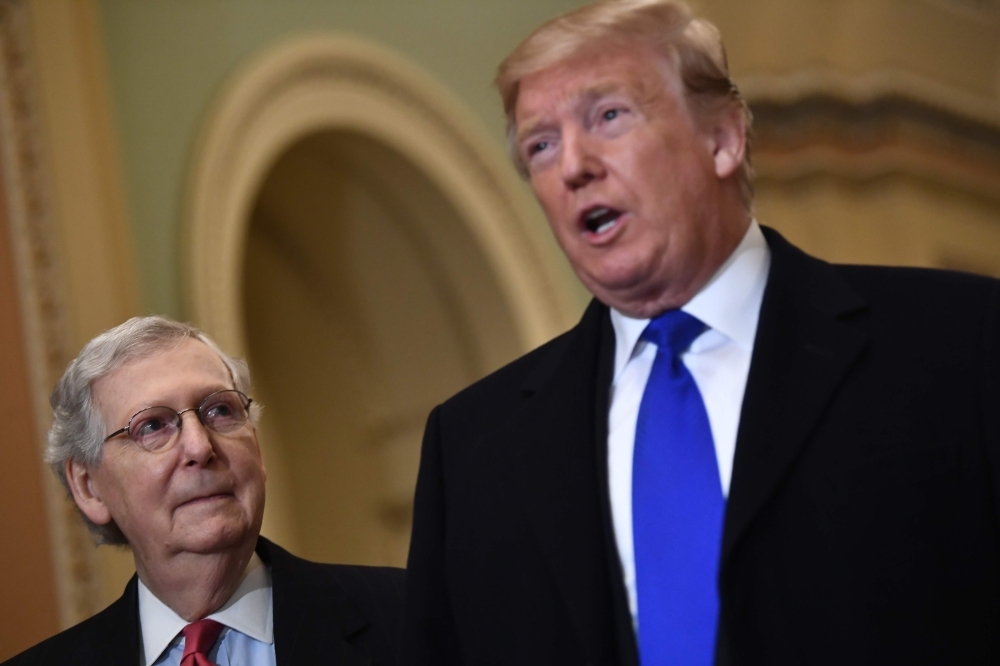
[183,35,580,564]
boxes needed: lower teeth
[595,220,616,234]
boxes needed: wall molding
[183,33,579,358]
[0,0,101,628]
[743,69,1000,201]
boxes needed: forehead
[94,338,232,417]
[514,45,679,126]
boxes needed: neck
[134,540,256,622]
[605,207,752,318]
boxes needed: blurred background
[1,0,998,659]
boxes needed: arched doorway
[184,36,581,566]
[244,131,522,565]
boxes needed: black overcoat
[5,537,405,666]
[402,228,1000,665]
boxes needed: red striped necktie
[180,619,225,666]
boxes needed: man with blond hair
[402,0,1000,664]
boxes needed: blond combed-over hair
[496,0,753,207]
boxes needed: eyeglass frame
[102,389,254,446]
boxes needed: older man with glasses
[5,316,403,666]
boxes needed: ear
[710,106,747,180]
[65,458,113,527]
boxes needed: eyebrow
[121,383,236,414]
[516,81,631,144]
[579,82,628,104]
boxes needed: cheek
[231,442,266,488]
[603,145,659,201]
[531,176,568,216]
[238,460,266,490]
[100,451,161,500]
[122,461,179,514]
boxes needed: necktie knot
[181,618,224,666]
[641,309,706,358]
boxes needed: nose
[560,127,604,190]
[177,410,216,467]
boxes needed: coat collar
[257,537,376,665]
[32,539,379,666]
[508,228,867,662]
[518,299,609,395]
[721,227,868,567]
[101,576,143,666]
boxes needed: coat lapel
[593,310,641,666]
[507,299,621,660]
[103,576,142,666]
[59,574,140,666]
[497,229,867,659]
[261,538,375,666]
[721,228,869,566]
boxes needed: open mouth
[580,206,623,235]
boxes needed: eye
[199,391,249,432]
[205,403,232,419]
[526,140,549,158]
[127,406,179,445]
[135,417,170,437]
[202,398,236,422]
[601,108,620,122]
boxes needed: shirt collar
[138,551,274,666]
[610,220,771,382]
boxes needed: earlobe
[65,459,113,526]
[711,108,746,179]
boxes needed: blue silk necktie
[633,310,725,665]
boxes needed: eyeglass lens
[127,390,250,450]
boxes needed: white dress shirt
[607,220,771,625]
[139,552,276,666]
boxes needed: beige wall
[244,131,530,566]
[757,174,1000,276]
[2,0,999,642]
[704,0,1000,99]
[93,0,1000,320]
[96,0,590,319]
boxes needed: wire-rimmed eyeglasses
[103,389,253,452]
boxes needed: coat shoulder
[1,585,136,666]
[438,300,605,421]
[261,537,405,609]
[258,537,405,665]
[446,327,576,406]
[837,263,998,301]
[764,227,999,335]
[296,558,407,617]
[834,263,999,334]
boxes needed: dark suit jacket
[402,228,1000,665]
[5,537,405,666]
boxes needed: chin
[582,268,654,307]
[177,518,253,554]
[584,247,657,284]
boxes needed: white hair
[46,315,260,545]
